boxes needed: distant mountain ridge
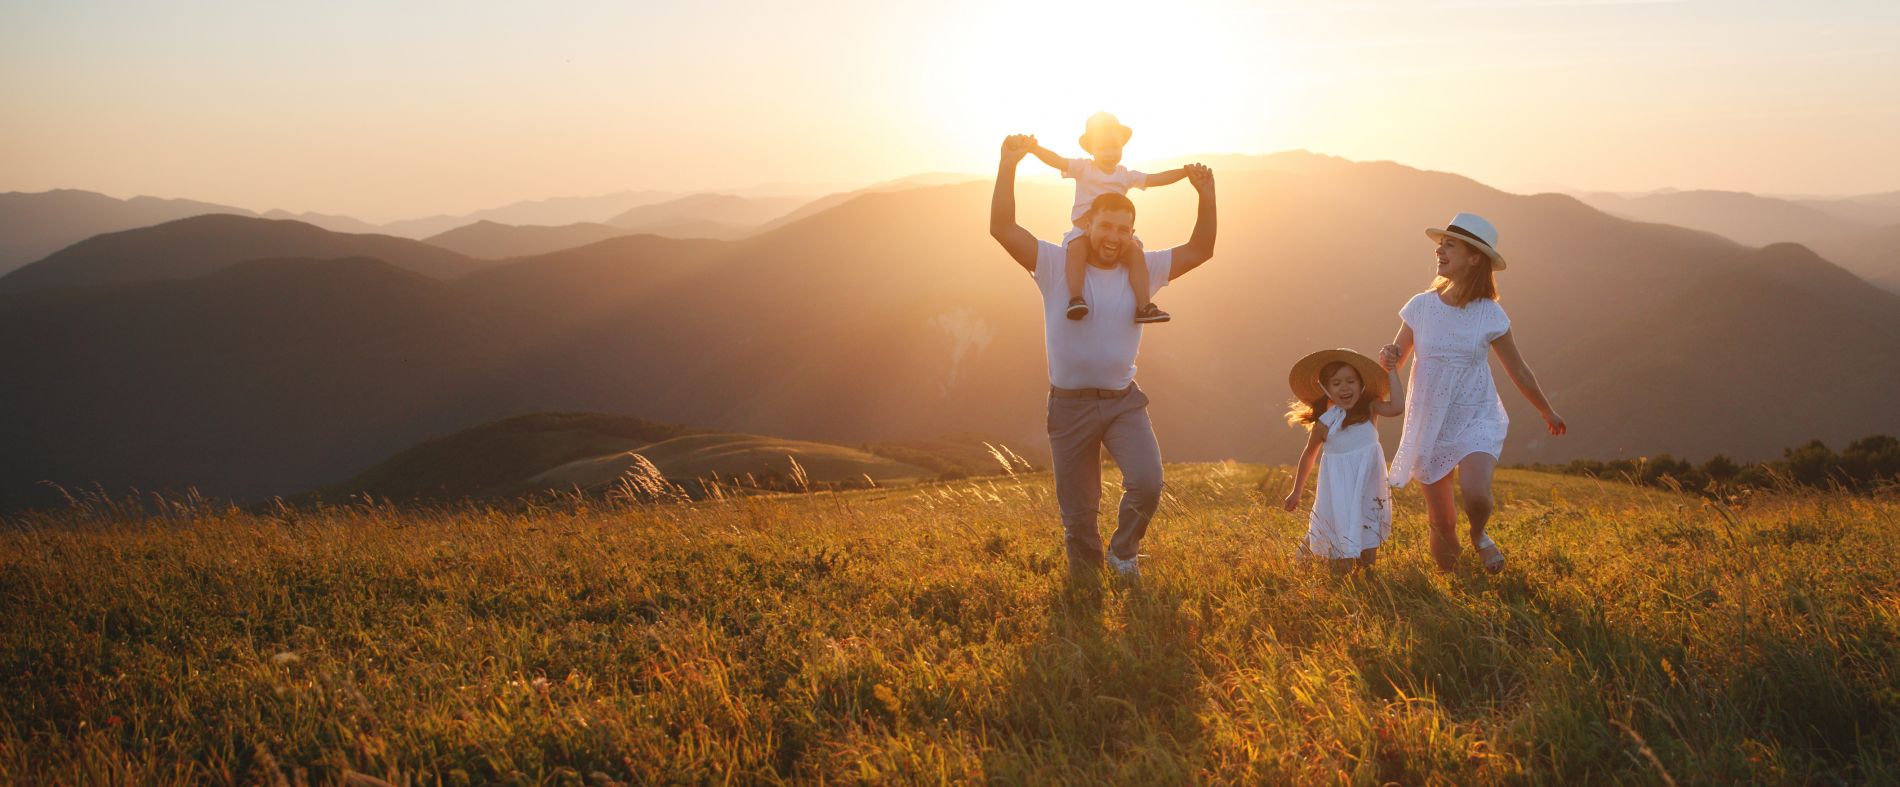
[1573,188,1900,293]
[604,193,814,239]
[0,189,256,276]
[422,221,636,260]
[0,214,489,293]
[2,156,1897,510]
[378,190,685,239]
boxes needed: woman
[1381,213,1566,572]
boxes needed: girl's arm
[1379,322,1414,371]
[1143,168,1189,187]
[1281,424,1327,511]
[1491,330,1567,436]
[1029,145,1072,173]
[1371,364,1405,417]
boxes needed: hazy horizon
[4,0,1898,222]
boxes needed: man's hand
[1001,134,1036,164]
[1185,163,1214,195]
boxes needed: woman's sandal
[1475,536,1505,574]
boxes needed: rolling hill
[3,153,1897,510]
[0,189,253,276]
[0,257,533,505]
[319,412,1013,502]
[604,193,813,239]
[421,221,636,260]
[378,189,684,239]
[1575,189,1900,292]
[0,214,489,293]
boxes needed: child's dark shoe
[1134,303,1171,323]
[1066,296,1089,320]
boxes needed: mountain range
[0,187,818,277]
[1574,189,1900,293]
[0,214,489,293]
[2,152,1896,510]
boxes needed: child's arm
[1028,144,1073,174]
[1281,424,1327,511]
[1141,168,1190,188]
[1371,364,1405,417]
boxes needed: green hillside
[322,413,1026,503]
[323,413,697,501]
[2,467,1895,783]
[528,433,938,491]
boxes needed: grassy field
[2,465,1896,784]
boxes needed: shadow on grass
[1341,561,1892,782]
[981,570,1205,782]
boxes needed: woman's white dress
[1306,406,1392,559]
[1388,291,1512,486]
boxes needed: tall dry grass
[1,467,1895,784]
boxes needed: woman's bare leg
[1457,452,1498,549]
[1422,471,1461,571]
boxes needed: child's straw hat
[1079,112,1133,154]
[1288,348,1389,403]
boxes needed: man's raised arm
[990,134,1040,272]
[1168,164,1217,280]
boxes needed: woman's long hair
[1284,361,1376,433]
[1433,237,1500,307]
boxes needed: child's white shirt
[1064,158,1151,225]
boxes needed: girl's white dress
[1306,406,1393,559]
[1388,292,1512,486]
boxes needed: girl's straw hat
[1078,112,1133,154]
[1424,212,1507,270]
[1288,348,1389,403]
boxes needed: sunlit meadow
[2,464,1896,784]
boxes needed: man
[988,133,1217,577]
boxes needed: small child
[1281,349,1406,573]
[1027,112,1190,323]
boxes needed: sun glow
[912,0,1298,170]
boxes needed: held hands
[1185,163,1214,194]
[1001,134,1037,163]
[1378,343,1403,370]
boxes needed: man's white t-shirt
[1032,239,1173,390]
[1064,158,1150,225]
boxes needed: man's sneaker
[1066,296,1089,320]
[1134,303,1171,323]
[1107,553,1141,578]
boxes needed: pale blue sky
[3,0,1897,219]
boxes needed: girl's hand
[1543,410,1568,436]
[1281,490,1299,512]
[1379,343,1403,369]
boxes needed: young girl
[1382,212,1567,573]
[1281,348,1405,573]
[1026,112,1189,323]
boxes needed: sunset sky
[3,0,1897,221]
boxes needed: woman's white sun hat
[1425,212,1507,270]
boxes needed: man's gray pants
[1046,382,1164,572]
